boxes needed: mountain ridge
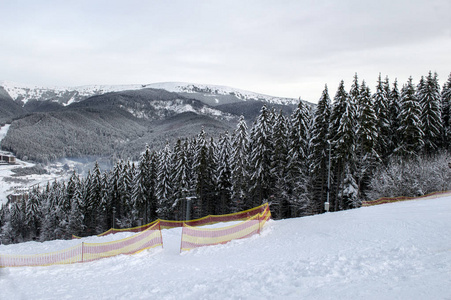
[0,80,302,107]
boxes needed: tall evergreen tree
[287,100,311,217]
[441,73,451,149]
[193,130,216,218]
[373,73,391,160]
[216,132,233,215]
[270,110,291,219]
[355,81,379,201]
[309,85,332,214]
[418,72,442,154]
[388,79,402,156]
[248,105,273,208]
[156,142,174,219]
[396,77,424,157]
[231,116,250,212]
[329,80,357,210]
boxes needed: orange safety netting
[76,203,271,238]
[362,190,451,207]
[180,203,271,252]
[0,221,162,268]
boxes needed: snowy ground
[1,195,450,299]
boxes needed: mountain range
[0,81,305,163]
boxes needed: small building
[7,192,29,203]
[0,154,16,164]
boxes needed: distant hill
[0,86,26,125]
[0,82,305,163]
[0,89,237,162]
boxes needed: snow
[147,82,299,106]
[0,80,299,107]
[1,195,451,299]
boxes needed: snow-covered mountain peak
[146,82,299,106]
[0,80,300,107]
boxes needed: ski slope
[1,195,451,299]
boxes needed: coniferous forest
[1,71,450,244]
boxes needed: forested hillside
[0,71,450,244]
[0,88,240,162]
[0,87,26,125]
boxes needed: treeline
[1,71,450,244]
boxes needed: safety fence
[180,203,271,252]
[362,190,451,207]
[73,203,270,238]
[0,221,163,268]
[1,204,271,267]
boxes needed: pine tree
[231,116,250,212]
[309,85,332,214]
[396,77,424,157]
[441,73,451,150]
[216,131,233,215]
[287,100,311,217]
[329,80,357,210]
[68,183,85,236]
[418,72,442,154]
[156,142,174,219]
[172,139,194,220]
[248,105,273,208]
[26,187,42,240]
[388,79,402,156]
[193,130,216,217]
[373,74,391,160]
[355,81,379,201]
[270,110,291,219]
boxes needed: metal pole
[325,141,331,212]
[185,197,192,221]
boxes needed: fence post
[258,213,261,235]
[81,242,84,263]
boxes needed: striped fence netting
[0,221,162,268]
[74,203,271,239]
[362,190,451,207]
[180,203,271,252]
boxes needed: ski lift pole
[325,140,331,213]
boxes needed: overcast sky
[1,0,450,102]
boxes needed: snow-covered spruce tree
[395,77,424,157]
[248,105,273,209]
[171,139,195,220]
[270,110,291,219]
[309,85,332,214]
[286,100,311,217]
[373,73,391,161]
[84,162,103,233]
[388,78,402,157]
[68,183,85,237]
[40,181,61,241]
[134,145,158,223]
[119,162,135,228]
[156,142,174,219]
[25,187,43,240]
[329,80,358,210]
[418,71,442,154]
[192,129,216,218]
[355,81,380,201]
[442,73,451,150]
[231,116,250,212]
[215,131,233,215]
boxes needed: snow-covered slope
[147,82,299,106]
[0,80,299,107]
[1,195,450,299]
[0,80,143,106]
